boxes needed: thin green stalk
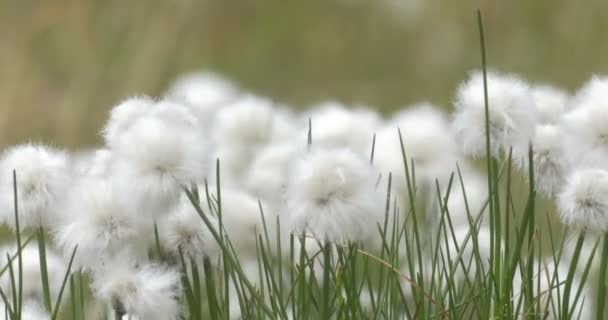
[12,171,23,319]
[598,232,608,320]
[37,227,52,313]
[562,231,585,319]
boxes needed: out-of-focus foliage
[0,0,607,147]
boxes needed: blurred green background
[1,0,607,148]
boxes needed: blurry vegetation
[1,0,607,147]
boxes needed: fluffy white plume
[532,85,568,125]
[159,195,220,261]
[204,188,269,257]
[245,143,297,205]
[0,243,66,305]
[558,168,608,231]
[102,96,155,149]
[284,147,383,243]
[0,144,70,229]
[561,76,608,168]
[375,103,460,194]
[452,70,536,157]
[515,124,568,197]
[92,261,180,320]
[166,72,239,124]
[54,178,150,269]
[110,103,208,218]
[305,102,380,155]
[210,95,295,183]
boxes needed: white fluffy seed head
[0,144,70,230]
[305,102,380,155]
[92,261,180,320]
[558,168,608,231]
[452,70,536,157]
[375,103,459,190]
[285,147,383,243]
[0,243,66,305]
[210,95,294,182]
[166,72,239,121]
[110,107,208,217]
[160,196,219,261]
[532,85,568,125]
[515,124,568,197]
[102,96,155,148]
[561,76,608,168]
[245,142,298,205]
[54,178,150,269]
[205,188,268,257]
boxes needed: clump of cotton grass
[245,142,298,206]
[92,260,181,320]
[514,124,568,197]
[0,243,66,307]
[452,70,536,157]
[0,144,70,230]
[158,195,220,262]
[78,148,114,178]
[557,168,608,231]
[375,103,460,193]
[561,76,608,168]
[532,85,568,125]
[304,101,380,156]
[101,96,155,149]
[284,147,383,244]
[54,178,150,270]
[209,94,295,183]
[203,187,271,258]
[109,100,208,218]
[166,71,240,126]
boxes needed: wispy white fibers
[558,168,608,231]
[110,100,208,218]
[304,101,380,155]
[92,261,180,320]
[245,142,298,205]
[102,96,155,149]
[205,187,269,256]
[210,94,295,183]
[159,195,219,261]
[285,147,383,243]
[54,178,149,269]
[452,70,536,157]
[532,85,568,125]
[561,76,608,168]
[0,243,66,305]
[514,124,568,197]
[0,144,70,230]
[166,71,239,125]
[375,103,460,192]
